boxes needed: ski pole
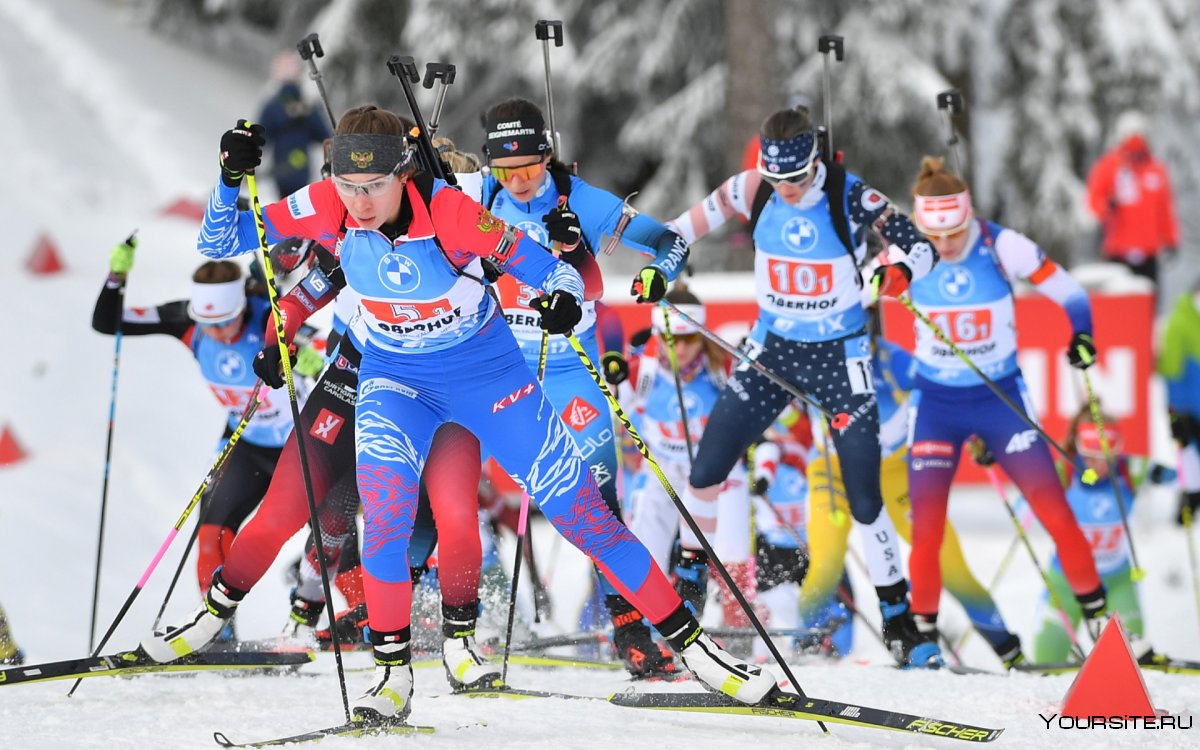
[896,294,1079,465]
[151,427,247,631]
[567,334,826,732]
[534,19,564,155]
[151,518,201,631]
[936,90,965,179]
[660,309,695,465]
[817,35,844,161]
[500,492,532,683]
[1183,505,1200,641]
[88,228,137,653]
[984,465,1086,661]
[297,33,337,130]
[1077,368,1144,580]
[69,381,262,697]
[421,62,456,139]
[659,300,851,430]
[247,169,351,723]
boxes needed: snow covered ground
[1,1,1197,748]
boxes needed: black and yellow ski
[0,648,312,687]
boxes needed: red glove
[871,263,912,298]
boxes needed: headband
[330,133,414,176]
[652,304,706,336]
[188,278,246,325]
[758,131,818,178]
[913,190,973,237]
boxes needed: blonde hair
[433,136,482,173]
[911,155,968,197]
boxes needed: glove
[967,437,995,467]
[1066,331,1097,370]
[601,352,629,385]
[253,343,297,389]
[294,346,326,378]
[631,267,668,304]
[871,263,911,299]
[1170,410,1200,446]
[219,119,266,187]
[542,205,583,253]
[109,237,137,276]
[1179,492,1200,527]
[533,291,582,335]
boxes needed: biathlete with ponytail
[899,155,1108,663]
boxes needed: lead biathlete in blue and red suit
[142,108,776,725]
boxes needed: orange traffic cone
[1060,613,1156,718]
[160,197,207,221]
[25,234,65,275]
[0,424,28,466]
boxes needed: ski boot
[609,595,678,679]
[281,593,324,642]
[316,603,369,649]
[1079,587,1155,660]
[659,606,777,704]
[673,547,710,617]
[353,628,414,725]
[141,569,245,662]
[441,601,501,691]
[0,605,23,666]
[992,633,1025,670]
[878,584,942,667]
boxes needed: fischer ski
[213,721,434,747]
[0,648,312,687]
[453,684,601,701]
[608,689,1004,743]
[1016,656,1200,676]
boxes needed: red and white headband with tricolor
[913,190,973,237]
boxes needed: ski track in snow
[0,2,1197,748]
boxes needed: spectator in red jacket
[1085,111,1179,287]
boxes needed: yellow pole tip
[1081,468,1099,485]
[1131,567,1147,582]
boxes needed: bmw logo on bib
[216,350,246,381]
[781,216,819,253]
[938,266,975,301]
[517,221,550,247]
[379,253,422,294]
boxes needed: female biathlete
[91,241,316,625]
[899,156,1107,664]
[667,106,939,665]
[142,108,775,724]
[624,286,758,632]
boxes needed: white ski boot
[443,634,502,691]
[680,631,777,704]
[353,629,414,725]
[140,571,244,663]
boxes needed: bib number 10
[768,259,833,297]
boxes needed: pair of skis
[213,683,1004,746]
[0,647,311,687]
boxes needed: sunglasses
[659,332,703,345]
[761,167,813,187]
[488,158,547,182]
[332,161,409,198]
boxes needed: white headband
[652,304,706,336]
[188,278,247,324]
[913,190,973,237]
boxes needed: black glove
[1066,331,1097,370]
[1170,410,1200,446]
[631,267,668,304]
[542,205,583,253]
[601,352,629,385]
[967,437,995,467]
[253,343,297,389]
[629,327,653,351]
[533,291,582,335]
[219,119,266,187]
